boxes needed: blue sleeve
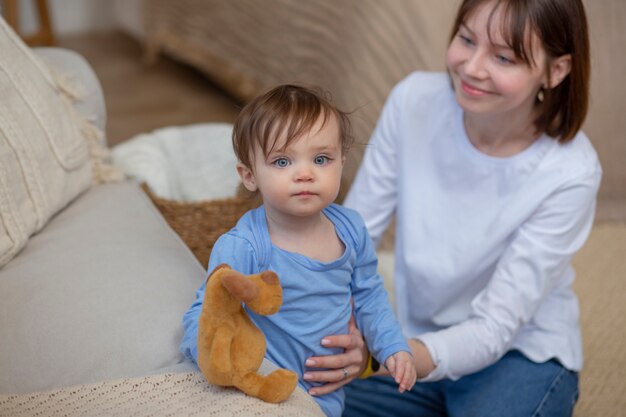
[179,232,258,363]
[350,216,411,365]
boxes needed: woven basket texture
[142,183,259,268]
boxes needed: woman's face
[446,1,548,119]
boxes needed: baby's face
[247,113,344,221]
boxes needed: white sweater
[344,72,602,381]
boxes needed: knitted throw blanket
[0,372,324,417]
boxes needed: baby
[181,84,415,417]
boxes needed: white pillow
[111,123,240,201]
[0,17,114,268]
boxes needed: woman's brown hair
[232,84,353,169]
[449,0,590,142]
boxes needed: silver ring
[342,367,349,380]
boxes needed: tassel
[48,64,124,184]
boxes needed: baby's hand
[385,351,416,393]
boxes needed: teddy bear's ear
[221,271,260,302]
[207,263,231,283]
[259,271,279,285]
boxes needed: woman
[303,0,601,416]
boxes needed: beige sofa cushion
[0,182,206,394]
[0,17,119,268]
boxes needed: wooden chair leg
[2,0,55,46]
[2,0,20,31]
[34,0,55,45]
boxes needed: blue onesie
[180,204,409,417]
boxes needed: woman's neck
[463,110,541,158]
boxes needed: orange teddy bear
[197,264,298,403]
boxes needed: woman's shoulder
[393,71,452,97]
[388,71,455,112]
[401,71,449,85]
[553,131,602,177]
[568,131,599,160]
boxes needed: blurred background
[1,0,242,147]
[1,2,625,415]
[1,0,624,220]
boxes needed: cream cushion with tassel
[0,16,119,268]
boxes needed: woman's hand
[303,315,368,396]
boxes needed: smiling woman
[446,3,578,160]
[331,0,602,416]
[446,0,587,151]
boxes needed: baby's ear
[237,162,258,192]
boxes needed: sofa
[0,16,323,417]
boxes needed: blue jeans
[343,350,579,417]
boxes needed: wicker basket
[141,183,259,269]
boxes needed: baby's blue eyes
[314,155,329,165]
[271,155,331,167]
[273,158,290,168]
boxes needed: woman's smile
[460,79,492,97]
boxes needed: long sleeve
[343,80,404,247]
[419,169,601,380]
[179,232,258,363]
[352,236,410,364]
[332,206,410,364]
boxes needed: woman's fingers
[306,327,366,370]
[305,365,357,396]
[307,348,356,370]
[303,365,352,383]
[308,380,343,396]
[304,335,367,395]
[303,310,369,395]
[321,333,360,350]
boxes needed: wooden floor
[57,31,241,147]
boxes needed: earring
[537,87,545,103]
